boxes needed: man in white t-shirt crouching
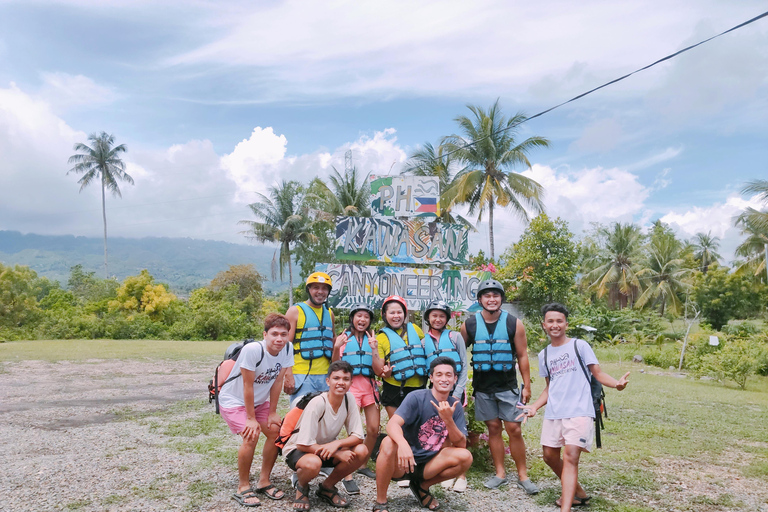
[518,303,630,512]
[218,313,294,507]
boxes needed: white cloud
[469,164,650,254]
[165,1,766,102]
[626,146,683,172]
[660,194,764,262]
[38,72,119,111]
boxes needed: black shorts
[380,381,424,408]
[285,449,339,472]
[392,461,428,483]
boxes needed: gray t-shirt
[538,338,598,420]
[282,392,364,457]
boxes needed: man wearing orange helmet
[284,272,337,406]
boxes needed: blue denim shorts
[290,374,329,406]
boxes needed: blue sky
[1,0,767,263]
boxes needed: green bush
[642,344,682,369]
[692,337,767,390]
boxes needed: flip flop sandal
[233,488,262,507]
[316,484,350,508]
[556,496,592,507]
[342,478,360,495]
[255,484,285,500]
[409,479,440,510]
[293,483,311,511]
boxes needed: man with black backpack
[517,303,630,512]
[218,313,294,507]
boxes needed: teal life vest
[382,323,426,382]
[423,330,462,374]
[295,302,334,360]
[472,311,516,372]
[341,330,374,377]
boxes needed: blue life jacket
[422,330,462,375]
[382,324,426,382]
[341,330,374,377]
[295,302,334,360]
[472,311,516,372]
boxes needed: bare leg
[384,405,397,422]
[254,420,284,498]
[485,418,507,478]
[504,420,528,481]
[375,436,404,505]
[237,434,259,505]
[345,404,380,481]
[324,445,368,487]
[543,445,588,511]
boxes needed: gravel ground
[0,359,554,512]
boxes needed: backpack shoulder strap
[543,345,551,379]
[572,339,592,383]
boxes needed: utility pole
[345,150,353,174]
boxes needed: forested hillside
[0,231,285,292]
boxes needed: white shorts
[541,417,594,452]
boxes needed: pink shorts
[541,417,594,452]
[349,375,379,409]
[220,402,270,435]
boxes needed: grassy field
[2,339,767,511]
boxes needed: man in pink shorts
[218,313,294,507]
[518,303,630,512]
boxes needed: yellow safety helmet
[306,271,332,289]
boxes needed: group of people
[216,271,630,512]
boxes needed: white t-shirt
[538,338,598,420]
[218,340,294,409]
[282,392,364,457]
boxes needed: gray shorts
[474,389,523,423]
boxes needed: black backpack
[208,339,264,414]
[544,339,607,448]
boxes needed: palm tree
[67,132,132,277]
[308,166,371,218]
[581,223,644,309]
[240,180,315,305]
[635,235,692,316]
[401,142,475,229]
[690,232,721,274]
[441,99,549,259]
[735,179,768,281]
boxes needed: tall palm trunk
[488,200,495,260]
[288,254,294,307]
[101,177,108,278]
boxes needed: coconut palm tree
[690,232,721,274]
[635,235,692,316]
[734,179,768,281]
[401,142,474,229]
[441,99,549,259]
[67,132,132,277]
[581,223,644,309]
[308,166,371,218]
[240,180,315,305]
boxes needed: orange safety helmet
[381,295,408,317]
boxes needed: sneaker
[483,475,508,489]
[319,466,334,478]
[342,478,360,495]
[517,478,539,495]
[440,478,455,489]
[356,467,376,479]
[452,476,468,493]
[290,473,298,489]
[397,479,410,487]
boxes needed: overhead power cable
[441,9,768,160]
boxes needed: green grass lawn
[3,339,767,511]
[0,339,229,362]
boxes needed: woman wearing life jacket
[422,299,470,493]
[373,295,426,421]
[331,303,380,494]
